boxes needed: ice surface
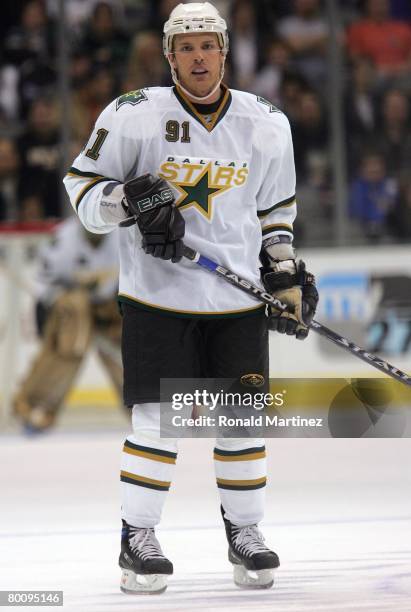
[0,433,410,611]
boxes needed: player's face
[170,33,224,102]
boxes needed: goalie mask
[163,2,229,102]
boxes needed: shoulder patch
[116,89,148,110]
[256,96,282,114]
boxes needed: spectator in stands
[1,0,55,68]
[388,177,411,240]
[1,0,57,119]
[18,55,57,121]
[346,0,411,88]
[277,0,328,88]
[69,50,94,144]
[88,66,116,117]
[344,58,378,177]
[17,97,61,220]
[291,89,329,183]
[278,72,310,122]
[124,30,169,91]
[0,138,20,222]
[45,0,124,35]
[148,0,183,34]
[228,0,269,91]
[290,88,332,244]
[345,59,377,136]
[71,65,116,144]
[349,151,397,242]
[356,88,411,182]
[378,89,411,175]
[78,2,130,80]
[252,39,293,105]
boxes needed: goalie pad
[13,289,93,430]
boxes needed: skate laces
[128,527,165,560]
[232,525,270,557]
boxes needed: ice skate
[221,506,279,589]
[119,520,173,594]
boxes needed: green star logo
[173,163,230,220]
[116,89,148,110]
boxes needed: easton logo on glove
[136,188,174,213]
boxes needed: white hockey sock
[214,437,266,526]
[121,403,179,528]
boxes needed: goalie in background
[13,216,123,433]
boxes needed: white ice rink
[1,428,410,612]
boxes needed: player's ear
[168,53,176,68]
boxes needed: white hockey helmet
[163,2,229,57]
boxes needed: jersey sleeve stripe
[262,223,293,236]
[67,166,107,179]
[74,177,112,209]
[257,194,296,218]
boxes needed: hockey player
[13,217,122,432]
[64,2,318,594]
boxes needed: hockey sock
[214,437,266,526]
[121,403,179,528]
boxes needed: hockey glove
[120,174,185,263]
[261,256,318,340]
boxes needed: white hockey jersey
[64,85,297,317]
[36,217,119,305]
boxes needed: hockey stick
[182,245,411,387]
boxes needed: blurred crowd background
[0,0,410,246]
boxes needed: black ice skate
[119,520,173,594]
[221,506,279,589]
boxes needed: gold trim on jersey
[74,177,109,209]
[257,194,296,218]
[261,223,294,236]
[65,167,118,209]
[118,293,265,318]
[173,84,232,132]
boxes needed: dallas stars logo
[116,89,148,110]
[173,163,230,220]
[256,96,281,114]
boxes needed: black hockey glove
[261,257,318,340]
[120,174,185,263]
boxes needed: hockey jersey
[36,217,119,305]
[64,85,297,317]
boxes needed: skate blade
[120,569,168,595]
[233,565,274,589]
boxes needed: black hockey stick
[182,245,411,387]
